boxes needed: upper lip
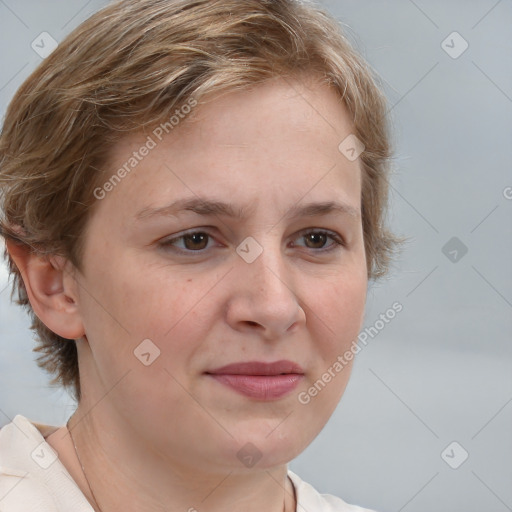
[206,360,304,376]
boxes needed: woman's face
[74,76,368,473]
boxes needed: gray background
[1,1,511,511]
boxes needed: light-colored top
[0,415,376,511]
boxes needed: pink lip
[206,360,304,400]
[208,360,304,375]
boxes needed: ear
[6,240,85,340]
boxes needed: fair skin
[8,75,367,511]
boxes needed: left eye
[168,231,213,251]
[291,230,344,251]
[159,229,344,254]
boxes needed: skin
[8,75,368,512]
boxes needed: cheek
[296,273,365,436]
[96,265,217,371]
[85,256,190,334]
[312,271,367,356]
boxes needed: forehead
[94,77,361,221]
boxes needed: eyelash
[158,228,345,256]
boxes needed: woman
[0,0,401,510]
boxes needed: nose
[225,237,306,340]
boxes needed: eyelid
[292,228,345,249]
[158,228,221,252]
[158,227,345,255]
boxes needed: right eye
[158,229,218,254]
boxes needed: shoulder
[288,469,377,512]
[0,415,92,511]
[0,415,58,510]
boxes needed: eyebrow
[135,197,360,222]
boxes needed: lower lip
[208,374,303,400]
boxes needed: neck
[65,405,296,512]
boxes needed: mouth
[205,360,304,400]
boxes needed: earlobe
[6,239,85,340]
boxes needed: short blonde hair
[0,0,402,401]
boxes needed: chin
[216,420,316,471]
